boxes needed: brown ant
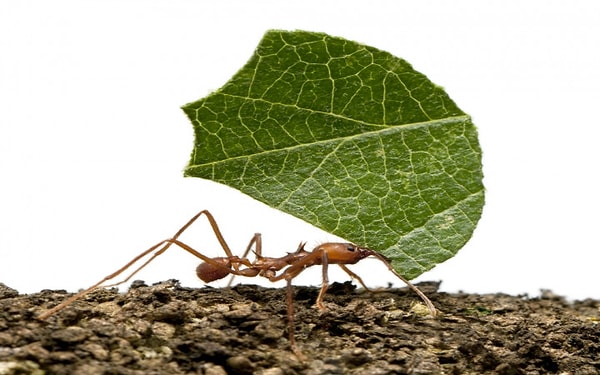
[37,210,436,355]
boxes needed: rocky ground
[0,280,599,375]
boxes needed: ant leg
[38,210,241,320]
[369,252,437,317]
[38,237,256,321]
[285,277,307,359]
[181,210,237,258]
[315,251,330,310]
[285,278,297,353]
[226,233,261,287]
[103,209,239,288]
[337,264,374,292]
[267,248,332,310]
[37,239,168,320]
[338,264,388,294]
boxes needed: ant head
[342,243,371,256]
[316,242,374,264]
[348,243,387,261]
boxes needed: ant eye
[346,244,356,252]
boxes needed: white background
[1,1,599,300]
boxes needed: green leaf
[182,30,484,279]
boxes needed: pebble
[151,321,176,339]
[254,321,284,340]
[226,355,254,374]
[0,360,43,375]
[85,318,119,337]
[79,342,109,361]
[0,283,19,299]
[341,348,372,367]
[50,326,90,343]
[224,307,253,320]
[204,364,227,375]
[260,368,285,375]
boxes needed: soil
[0,280,598,375]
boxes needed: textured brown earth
[0,280,599,375]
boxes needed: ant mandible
[37,210,437,355]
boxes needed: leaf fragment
[182,30,484,279]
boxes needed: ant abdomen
[196,257,231,283]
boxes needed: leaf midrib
[218,93,435,127]
[188,113,471,169]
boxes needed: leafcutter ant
[38,210,437,355]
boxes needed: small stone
[226,355,254,374]
[410,302,433,316]
[92,301,120,316]
[0,332,14,346]
[224,308,253,320]
[149,301,186,322]
[50,326,90,343]
[130,280,147,289]
[0,360,43,375]
[204,364,227,375]
[80,342,109,361]
[341,348,371,367]
[85,318,119,337]
[19,342,50,361]
[152,321,176,340]
[72,363,106,375]
[254,321,284,340]
[260,368,285,375]
[0,283,19,299]
[50,351,78,362]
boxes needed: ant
[38,210,437,355]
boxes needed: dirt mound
[1,280,598,374]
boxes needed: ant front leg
[337,264,373,291]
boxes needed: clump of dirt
[0,280,598,374]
